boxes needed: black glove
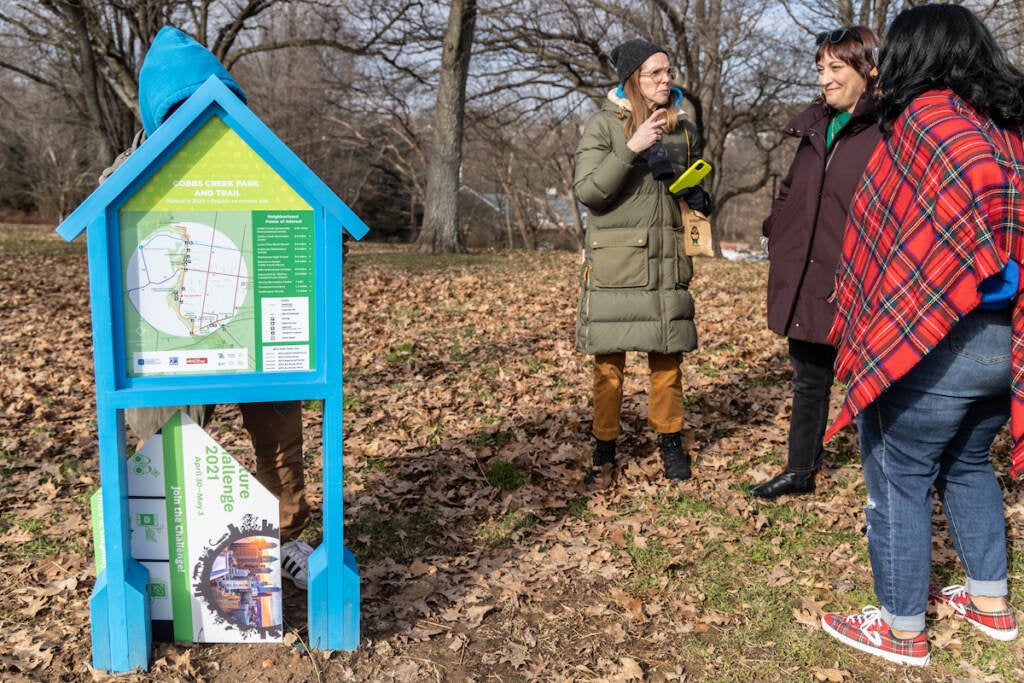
[639,141,676,181]
[675,185,712,214]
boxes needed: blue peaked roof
[56,75,370,243]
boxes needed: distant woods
[1,0,1023,251]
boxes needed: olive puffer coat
[763,92,882,344]
[574,89,701,355]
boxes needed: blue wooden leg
[90,560,152,670]
[307,545,360,649]
[90,408,152,671]
[307,398,360,649]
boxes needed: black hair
[877,4,1024,134]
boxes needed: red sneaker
[821,606,930,666]
[929,584,1018,642]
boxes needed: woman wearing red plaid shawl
[751,26,880,500]
[821,4,1024,666]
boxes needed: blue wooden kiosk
[55,75,367,672]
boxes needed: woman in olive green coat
[574,38,708,484]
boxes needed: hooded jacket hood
[138,26,247,136]
[607,85,685,113]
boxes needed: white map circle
[126,221,249,337]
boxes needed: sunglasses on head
[815,27,863,46]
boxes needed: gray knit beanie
[610,38,666,86]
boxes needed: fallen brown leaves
[2,227,1024,681]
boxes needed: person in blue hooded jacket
[122,26,314,590]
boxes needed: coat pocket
[672,227,694,285]
[588,228,649,287]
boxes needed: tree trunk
[415,0,477,254]
[65,1,115,164]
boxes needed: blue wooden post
[86,217,152,671]
[57,77,368,672]
[308,216,359,646]
[308,393,360,648]
[90,404,153,671]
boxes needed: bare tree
[415,0,477,254]
[778,0,1007,42]
[0,1,384,163]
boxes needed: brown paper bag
[679,204,714,257]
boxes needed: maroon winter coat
[764,93,882,344]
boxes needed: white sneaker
[280,539,314,590]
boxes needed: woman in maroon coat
[750,26,882,499]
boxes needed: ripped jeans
[856,308,1011,633]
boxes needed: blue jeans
[856,308,1011,633]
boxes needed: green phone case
[669,159,712,193]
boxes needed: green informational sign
[119,118,316,376]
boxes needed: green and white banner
[92,411,282,642]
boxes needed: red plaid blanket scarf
[827,89,1024,479]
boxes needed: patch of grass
[385,342,415,363]
[391,306,423,319]
[657,490,744,533]
[17,518,45,534]
[479,509,536,547]
[523,356,543,374]
[74,487,98,507]
[626,535,672,592]
[300,519,323,546]
[697,362,720,377]
[829,432,861,466]
[342,394,364,411]
[567,498,592,520]
[420,420,445,447]
[354,456,388,475]
[749,375,782,388]
[347,506,437,562]
[485,460,526,490]
[7,517,66,559]
[303,399,324,411]
[470,429,515,449]
[59,458,82,478]
[552,375,575,388]
[1009,544,1024,583]
[960,644,1021,680]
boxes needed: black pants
[786,338,836,474]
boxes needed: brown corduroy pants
[240,401,310,542]
[592,352,684,440]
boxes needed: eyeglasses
[639,67,677,82]
[815,27,863,46]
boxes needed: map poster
[118,116,316,377]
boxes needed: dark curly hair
[877,4,1024,134]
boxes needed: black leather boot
[749,470,816,499]
[586,438,617,487]
[659,431,691,481]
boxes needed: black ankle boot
[749,470,816,500]
[586,438,617,486]
[659,431,691,481]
